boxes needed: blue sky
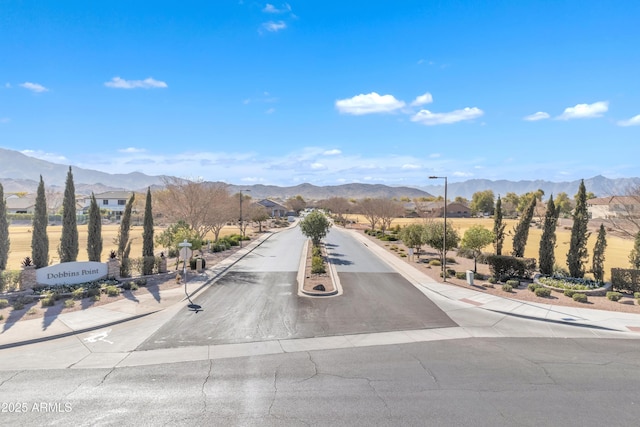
[1,1,639,186]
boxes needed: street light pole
[239,189,251,248]
[429,176,448,282]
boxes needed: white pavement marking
[83,328,113,344]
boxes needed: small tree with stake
[592,224,607,283]
[299,211,332,246]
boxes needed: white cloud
[104,77,168,89]
[410,107,483,125]
[310,162,326,170]
[556,101,608,120]
[0,117,10,124]
[118,147,146,153]
[263,3,291,13]
[21,149,68,163]
[617,114,640,127]
[524,111,550,121]
[453,171,473,177]
[323,149,342,156]
[410,92,433,107]
[335,92,406,115]
[5,83,11,88]
[265,107,275,114]
[429,153,441,158]
[401,164,421,170]
[261,21,287,32]
[20,82,49,93]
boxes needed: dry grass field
[4,224,245,271]
[346,215,634,281]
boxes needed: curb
[297,239,341,297]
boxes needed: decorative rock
[313,284,326,291]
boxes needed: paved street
[140,226,455,350]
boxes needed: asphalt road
[2,338,640,426]
[139,226,455,350]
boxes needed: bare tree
[155,177,234,241]
[357,198,382,230]
[248,203,270,233]
[376,198,405,232]
[45,186,63,215]
[320,197,351,225]
[605,185,640,238]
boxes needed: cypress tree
[629,231,640,269]
[567,179,590,278]
[592,223,607,282]
[116,194,135,277]
[511,197,536,257]
[539,195,558,275]
[87,193,102,262]
[493,195,506,255]
[0,183,9,270]
[32,175,49,268]
[142,187,154,275]
[59,166,79,262]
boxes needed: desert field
[346,215,634,281]
[3,224,245,271]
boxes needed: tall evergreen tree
[59,166,79,262]
[493,195,506,255]
[567,179,590,278]
[87,193,103,262]
[539,195,558,275]
[116,194,135,277]
[629,231,640,269]
[511,197,536,257]
[0,183,9,270]
[592,223,607,282]
[142,187,155,275]
[31,175,49,268]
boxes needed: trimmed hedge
[606,291,622,302]
[534,287,551,297]
[611,268,640,293]
[572,293,588,303]
[486,255,536,281]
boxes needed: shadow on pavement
[42,300,64,330]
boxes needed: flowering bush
[538,276,603,291]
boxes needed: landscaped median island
[298,210,339,297]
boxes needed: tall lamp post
[429,176,448,282]
[239,189,251,248]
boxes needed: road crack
[201,359,213,413]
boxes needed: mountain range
[1,147,638,200]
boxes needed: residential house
[420,201,471,218]
[257,199,288,218]
[587,196,640,219]
[5,194,36,214]
[82,191,134,219]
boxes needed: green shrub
[429,259,441,267]
[92,294,101,302]
[121,281,135,290]
[485,255,536,281]
[606,291,623,302]
[312,245,322,257]
[502,283,513,292]
[534,287,552,297]
[528,283,542,292]
[64,299,75,309]
[27,307,37,315]
[0,299,8,309]
[0,314,3,321]
[135,278,147,287]
[446,257,457,264]
[189,257,206,270]
[446,268,456,276]
[130,282,139,291]
[105,285,120,297]
[564,289,576,297]
[506,279,520,288]
[13,301,25,310]
[311,256,326,274]
[474,273,487,281]
[634,292,640,299]
[455,271,467,280]
[399,253,407,257]
[87,287,101,297]
[41,296,56,307]
[488,276,497,284]
[71,288,85,300]
[572,293,588,303]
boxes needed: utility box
[466,270,474,285]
